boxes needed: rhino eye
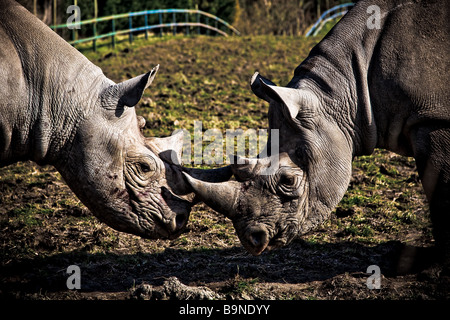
[139,162,152,173]
[133,157,157,177]
[276,169,303,198]
[279,174,295,186]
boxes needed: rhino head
[184,73,354,255]
[54,65,231,240]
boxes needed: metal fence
[52,9,241,51]
[305,3,354,37]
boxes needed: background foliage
[17,0,350,36]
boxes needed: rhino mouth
[125,185,192,239]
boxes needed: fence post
[159,12,163,37]
[74,0,78,41]
[129,15,133,43]
[145,13,148,40]
[185,12,189,35]
[93,0,97,51]
[93,22,97,51]
[197,12,200,34]
[111,18,116,48]
[173,12,176,35]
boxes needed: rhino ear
[250,72,277,102]
[251,72,304,119]
[145,130,184,165]
[252,72,318,123]
[102,64,159,110]
[258,79,302,119]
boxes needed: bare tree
[16,0,56,25]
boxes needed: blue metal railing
[52,9,240,51]
[305,3,354,37]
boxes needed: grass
[222,274,260,298]
[315,149,430,245]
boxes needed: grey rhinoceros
[184,0,450,259]
[0,0,230,240]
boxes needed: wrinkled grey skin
[0,0,231,240]
[185,0,450,256]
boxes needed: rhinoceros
[0,0,230,240]
[184,0,450,258]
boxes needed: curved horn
[182,172,240,218]
[232,155,258,165]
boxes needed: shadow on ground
[1,238,441,299]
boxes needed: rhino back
[0,0,106,165]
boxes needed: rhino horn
[230,155,258,181]
[182,172,240,218]
[102,64,159,109]
[146,130,184,165]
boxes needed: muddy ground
[0,36,448,300]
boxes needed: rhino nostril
[244,226,270,255]
[175,213,187,230]
[249,230,268,249]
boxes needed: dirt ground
[1,36,449,300]
[0,158,447,300]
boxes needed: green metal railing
[305,3,354,36]
[52,9,240,51]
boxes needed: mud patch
[131,277,223,300]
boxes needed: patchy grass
[0,35,440,300]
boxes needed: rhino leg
[414,126,450,269]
